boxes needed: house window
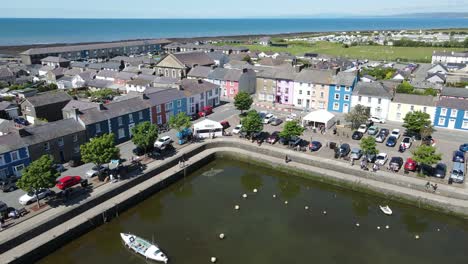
[200,93,204,100]
[118,128,125,139]
[441,108,447,116]
[0,155,4,166]
[177,100,182,107]
[299,90,302,95]
[215,88,219,95]
[396,113,401,120]
[129,114,134,123]
[345,87,351,92]
[378,98,382,104]
[344,95,350,101]
[172,69,176,78]
[73,146,80,154]
[285,88,289,93]
[118,117,123,126]
[58,137,64,147]
[423,107,427,113]
[335,86,340,91]
[451,109,458,118]
[0,168,7,178]
[397,104,401,110]
[297,99,302,105]
[410,105,414,111]
[156,105,161,113]
[166,102,173,110]
[333,102,339,110]
[157,115,162,125]
[284,96,289,103]
[334,93,340,100]
[44,142,50,151]
[73,134,78,142]
[96,123,101,133]
[320,92,324,98]
[465,111,468,119]
[438,117,445,126]
[368,97,371,103]
[10,151,19,161]
[462,121,468,129]
[139,111,143,120]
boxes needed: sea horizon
[0,17,467,46]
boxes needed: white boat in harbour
[120,233,168,263]
[379,205,393,215]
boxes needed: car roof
[377,153,387,156]
[351,148,360,152]
[161,136,170,139]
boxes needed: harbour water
[38,159,468,264]
[1,18,467,46]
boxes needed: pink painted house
[207,68,256,99]
[275,71,296,105]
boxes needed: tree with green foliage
[360,136,378,155]
[16,155,59,207]
[403,111,433,136]
[241,110,263,136]
[131,121,158,154]
[37,83,57,93]
[360,67,396,80]
[81,133,120,168]
[396,81,415,94]
[279,120,305,139]
[168,112,191,132]
[412,145,442,168]
[345,104,370,129]
[89,88,119,101]
[234,91,253,114]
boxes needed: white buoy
[211,257,217,263]
[323,211,327,215]
[219,233,225,239]
[284,201,288,205]
[242,194,247,198]
[385,225,389,229]
[235,205,240,210]
[377,226,381,230]
[273,194,277,198]
[253,188,258,193]
[415,235,420,240]
[356,223,360,227]
[437,228,440,232]
[305,206,309,210]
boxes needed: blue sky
[2,0,468,18]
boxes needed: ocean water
[0,18,467,46]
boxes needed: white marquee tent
[302,109,336,129]
[193,119,223,139]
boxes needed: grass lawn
[221,41,466,62]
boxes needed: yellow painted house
[388,93,437,123]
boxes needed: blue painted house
[63,95,152,144]
[327,72,358,113]
[434,98,468,131]
[0,132,31,179]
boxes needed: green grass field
[223,41,466,62]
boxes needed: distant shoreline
[1,27,467,56]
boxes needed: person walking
[425,181,431,191]
[432,183,438,193]
[0,217,4,231]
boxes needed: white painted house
[293,69,335,110]
[388,93,437,123]
[351,82,393,120]
[432,51,468,64]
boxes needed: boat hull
[120,233,168,263]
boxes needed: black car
[253,131,270,142]
[0,178,18,192]
[335,143,351,158]
[309,141,322,151]
[270,118,283,126]
[452,150,465,163]
[352,131,364,140]
[379,128,390,137]
[389,157,404,172]
[288,136,302,147]
[279,136,289,145]
[419,164,434,176]
[422,136,434,146]
[14,117,29,126]
[132,146,148,156]
[433,163,447,178]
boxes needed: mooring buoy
[211,257,217,263]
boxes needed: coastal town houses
[179,79,220,115]
[274,70,296,105]
[0,135,30,179]
[62,95,152,144]
[388,94,437,123]
[351,82,393,121]
[255,68,278,103]
[293,69,334,110]
[327,72,358,113]
[440,87,468,100]
[0,101,20,120]
[40,56,70,68]
[427,64,449,75]
[187,66,212,80]
[20,91,72,124]
[0,68,16,86]
[143,88,187,125]
[125,79,153,93]
[206,68,256,99]
[431,51,468,65]
[434,98,468,130]
[154,52,215,79]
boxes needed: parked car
[279,136,289,145]
[450,162,465,183]
[14,117,29,126]
[19,188,52,205]
[56,176,83,190]
[350,148,363,160]
[375,153,388,166]
[285,113,297,121]
[190,113,199,121]
[363,153,377,163]
[369,116,385,124]
[336,143,351,157]
[459,143,468,152]
[0,177,18,192]
[85,164,109,178]
[132,146,147,156]
[419,164,434,176]
[367,126,379,136]
[154,136,172,148]
[52,164,66,172]
[198,106,213,118]
[267,132,280,144]
[357,124,368,133]
[388,157,403,172]
[263,113,275,124]
[386,136,398,147]
[232,124,242,134]
[452,150,465,163]
[400,137,412,149]
[309,141,322,151]
[220,121,230,129]
[252,131,269,142]
[288,136,302,147]
[379,128,389,137]
[422,136,435,147]
[433,163,447,179]
[352,131,364,140]
[390,129,401,139]
[404,158,418,172]
[270,118,283,126]
[376,129,389,143]
[0,201,8,214]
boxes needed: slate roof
[188,66,212,79]
[40,56,69,63]
[64,68,83,76]
[76,71,96,81]
[139,68,155,75]
[23,91,72,107]
[0,132,27,153]
[432,51,468,57]
[144,88,186,106]
[441,87,468,98]
[436,97,468,110]
[294,69,335,84]
[425,73,446,82]
[115,71,137,81]
[62,100,99,112]
[79,96,152,125]
[393,93,437,106]
[96,70,118,79]
[86,79,114,88]
[126,79,152,86]
[179,79,219,96]
[353,82,393,99]
[207,52,228,62]
[57,76,73,82]
[335,72,357,87]
[172,52,215,67]
[70,61,88,69]
[0,68,14,78]
[0,101,17,111]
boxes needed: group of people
[425,182,438,192]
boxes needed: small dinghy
[120,233,168,263]
[379,205,393,215]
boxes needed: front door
[128,123,135,137]
[59,151,65,163]
[343,103,350,113]
[306,99,310,109]
[448,118,456,129]
[13,164,25,177]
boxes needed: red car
[404,158,418,173]
[56,176,82,190]
[198,106,213,117]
